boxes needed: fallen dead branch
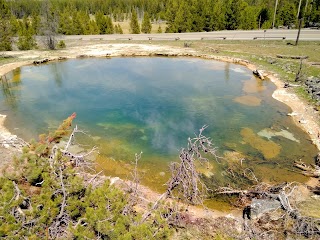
[216,182,320,238]
[276,54,309,60]
[294,160,320,178]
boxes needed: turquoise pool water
[1,57,317,196]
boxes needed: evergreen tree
[17,16,37,50]
[117,23,123,34]
[141,12,152,33]
[31,11,41,35]
[114,24,123,34]
[212,0,226,31]
[114,24,119,33]
[0,0,315,35]
[239,5,258,29]
[174,2,192,33]
[105,16,114,34]
[0,0,13,51]
[157,25,162,33]
[72,11,84,35]
[0,115,173,239]
[259,7,272,29]
[10,15,20,36]
[88,19,100,34]
[95,11,106,34]
[225,0,245,30]
[95,11,113,34]
[130,10,140,34]
[79,11,91,35]
[59,9,73,34]
[278,1,297,27]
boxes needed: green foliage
[17,16,37,50]
[130,10,140,34]
[114,23,124,34]
[95,11,114,34]
[0,114,173,239]
[2,0,316,34]
[0,0,13,51]
[141,12,152,33]
[277,1,297,27]
[57,40,66,49]
[157,25,162,33]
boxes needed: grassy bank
[1,39,320,111]
[150,39,320,104]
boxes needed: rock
[250,198,281,219]
[304,77,320,102]
[267,58,276,64]
[287,112,298,116]
[110,177,120,185]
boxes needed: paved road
[61,29,320,41]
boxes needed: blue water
[1,57,317,192]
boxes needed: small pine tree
[130,10,140,34]
[57,40,66,48]
[105,16,114,34]
[117,23,123,34]
[157,25,162,33]
[114,24,119,33]
[0,0,13,50]
[31,12,41,35]
[88,20,100,34]
[141,12,152,33]
[17,17,37,50]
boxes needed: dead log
[252,69,264,80]
[33,58,49,65]
[294,160,320,178]
[276,54,308,60]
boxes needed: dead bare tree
[49,125,98,171]
[48,166,70,239]
[45,125,97,238]
[122,152,143,216]
[166,125,219,204]
[141,125,219,222]
[40,0,59,50]
[295,59,306,82]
